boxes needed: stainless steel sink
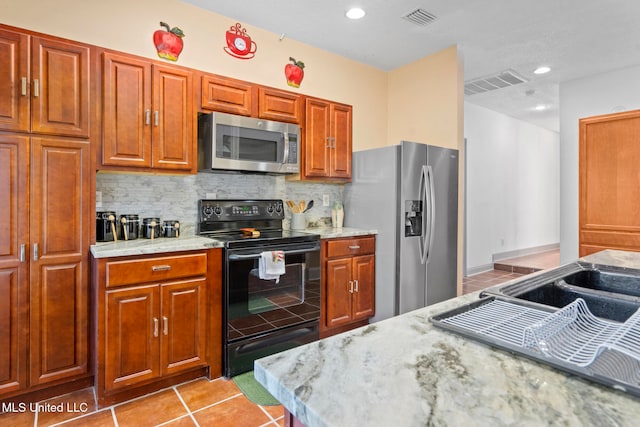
[482,262,640,323]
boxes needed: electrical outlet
[206,192,217,199]
[96,191,102,208]
[323,194,330,206]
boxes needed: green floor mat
[232,371,281,406]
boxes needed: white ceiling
[182,0,640,132]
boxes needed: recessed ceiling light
[346,7,366,20]
[534,66,551,75]
[534,104,547,111]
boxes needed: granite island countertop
[255,249,640,427]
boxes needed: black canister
[142,217,162,239]
[163,220,180,238]
[119,214,140,241]
[96,211,117,242]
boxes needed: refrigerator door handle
[425,165,436,263]
[419,165,429,264]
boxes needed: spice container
[163,220,180,238]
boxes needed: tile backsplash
[96,172,343,236]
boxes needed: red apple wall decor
[153,22,185,61]
[285,57,305,88]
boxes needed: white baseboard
[492,243,559,263]
[465,263,494,277]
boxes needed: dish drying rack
[431,297,640,395]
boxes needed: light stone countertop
[254,249,640,427]
[90,227,376,258]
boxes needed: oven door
[224,241,320,377]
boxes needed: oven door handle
[227,244,320,260]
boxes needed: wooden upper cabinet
[258,87,302,123]
[201,74,256,116]
[304,97,352,181]
[102,52,193,171]
[579,110,640,256]
[0,29,90,137]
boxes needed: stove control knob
[267,205,274,214]
[202,206,214,218]
[275,203,283,214]
[213,206,223,216]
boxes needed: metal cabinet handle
[154,110,159,126]
[33,79,39,97]
[20,244,25,262]
[153,318,159,337]
[33,243,39,261]
[349,245,361,250]
[145,110,151,125]
[152,265,172,272]
[354,279,359,292]
[163,316,168,335]
[349,280,354,293]
[21,77,27,96]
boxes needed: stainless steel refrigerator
[344,141,458,322]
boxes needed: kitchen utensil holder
[291,213,306,230]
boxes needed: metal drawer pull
[152,265,172,272]
[163,316,168,335]
[33,79,39,97]
[354,279,359,292]
[33,243,39,261]
[153,318,159,337]
[21,77,27,96]
[20,244,25,263]
[349,245,361,250]
[154,110,159,126]
[145,110,151,125]
[349,280,354,293]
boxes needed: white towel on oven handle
[259,250,285,283]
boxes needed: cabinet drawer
[325,236,375,258]
[105,253,207,288]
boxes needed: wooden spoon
[108,214,118,241]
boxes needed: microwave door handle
[282,132,290,164]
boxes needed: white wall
[559,64,640,263]
[465,102,560,272]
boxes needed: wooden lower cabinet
[95,249,222,406]
[321,236,375,338]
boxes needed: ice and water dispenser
[405,200,422,237]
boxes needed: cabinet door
[29,136,90,386]
[152,65,193,170]
[258,87,302,123]
[352,255,375,321]
[105,285,160,390]
[304,98,331,178]
[161,278,207,375]
[0,29,30,132]
[329,103,352,179]
[201,74,256,116]
[31,36,90,138]
[102,52,152,167]
[0,135,28,394]
[325,258,353,328]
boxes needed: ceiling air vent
[402,8,437,26]
[464,69,528,96]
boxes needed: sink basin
[483,263,640,323]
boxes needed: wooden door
[31,36,90,138]
[579,110,640,256]
[0,135,28,394]
[351,255,375,321]
[258,87,302,123]
[105,285,160,390]
[329,103,352,179]
[324,258,353,328]
[0,28,30,132]
[161,278,207,375]
[102,52,152,167]
[304,97,330,178]
[152,64,193,171]
[200,74,256,116]
[29,136,90,386]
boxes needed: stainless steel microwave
[198,112,300,174]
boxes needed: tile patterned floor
[0,377,284,427]
[2,250,559,427]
